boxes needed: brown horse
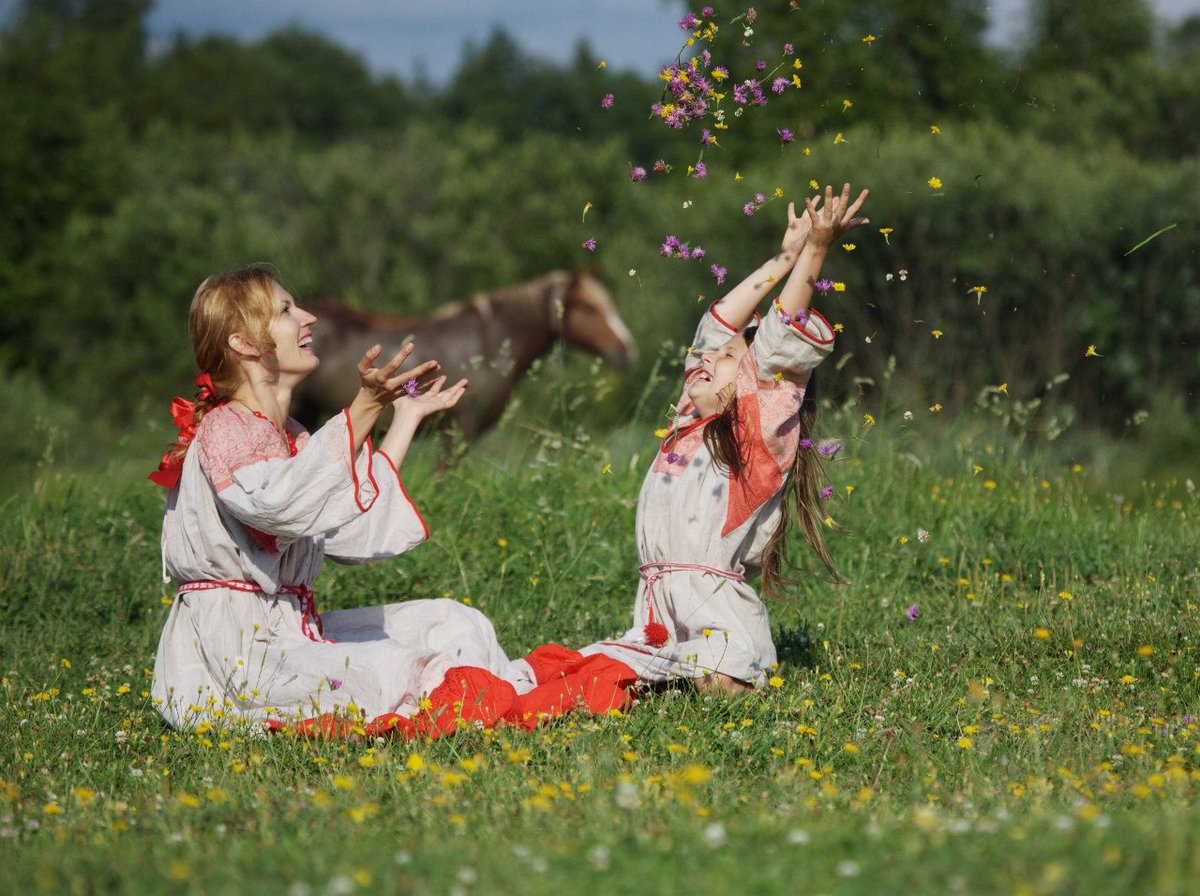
[295,270,637,440]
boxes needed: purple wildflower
[818,441,844,457]
[733,84,748,105]
[630,166,647,182]
[784,42,794,55]
[601,93,614,109]
[820,485,835,500]
[701,5,714,16]
[799,438,814,450]
[906,603,920,621]
[754,192,766,204]
[666,451,681,464]
[583,237,597,252]
[815,278,835,293]
[700,129,717,147]
[771,77,788,94]
[680,12,702,30]
[746,7,758,24]
[403,378,420,398]
[756,60,767,72]
[327,676,343,691]
[653,159,668,174]
[713,65,729,79]
[678,245,692,260]
[743,202,757,217]
[710,264,727,285]
[701,49,713,67]
[778,127,795,144]
[691,246,707,259]
[692,162,707,179]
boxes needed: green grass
[2,395,1198,895]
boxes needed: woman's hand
[804,183,870,252]
[392,375,469,424]
[355,343,440,409]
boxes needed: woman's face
[687,334,747,416]
[265,283,319,380]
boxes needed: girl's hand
[804,183,870,251]
[780,199,816,258]
[392,375,469,424]
[356,343,440,409]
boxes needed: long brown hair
[702,327,844,594]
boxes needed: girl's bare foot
[694,672,751,696]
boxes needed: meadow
[1,354,1197,896]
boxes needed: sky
[145,0,1200,85]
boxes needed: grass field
[1,376,1198,895]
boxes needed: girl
[150,265,635,738]
[579,183,869,695]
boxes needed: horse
[295,270,637,443]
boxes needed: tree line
[0,0,1197,469]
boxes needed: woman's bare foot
[694,672,751,696]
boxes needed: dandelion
[630,166,647,182]
[907,604,919,621]
[957,737,973,749]
[601,93,614,109]
[768,675,784,688]
[928,176,943,190]
[778,127,795,144]
[1034,628,1051,640]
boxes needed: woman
[149,265,634,738]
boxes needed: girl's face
[265,283,319,380]
[687,334,747,416]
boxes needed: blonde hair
[156,265,282,473]
[187,263,280,419]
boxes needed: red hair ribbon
[147,373,220,488]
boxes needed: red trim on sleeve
[788,306,835,346]
[375,449,430,541]
[342,409,380,514]
[707,301,740,333]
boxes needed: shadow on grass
[774,621,819,669]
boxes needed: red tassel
[644,622,669,648]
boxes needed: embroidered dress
[151,403,539,730]
[581,303,834,686]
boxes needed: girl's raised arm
[711,200,816,330]
[775,184,869,317]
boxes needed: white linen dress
[582,302,834,686]
[150,404,534,729]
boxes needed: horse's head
[558,271,637,367]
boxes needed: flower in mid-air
[582,238,597,252]
[630,166,647,182]
[601,93,614,109]
[906,604,919,621]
